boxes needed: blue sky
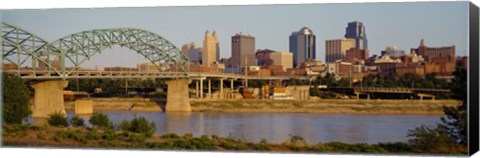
[1,1,469,68]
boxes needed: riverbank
[65,98,460,115]
[191,99,459,115]
[2,124,467,154]
[65,98,164,112]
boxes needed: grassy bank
[2,124,466,155]
[65,98,460,115]
[65,98,164,112]
[191,99,460,115]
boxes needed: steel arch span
[1,22,50,69]
[2,22,190,79]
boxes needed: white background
[1,0,479,158]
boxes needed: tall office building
[202,30,219,67]
[289,27,316,67]
[325,38,355,63]
[232,33,256,68]
[181,42,202,64]
[345,21,368,50]
[269,52,293,71]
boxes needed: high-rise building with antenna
[345,21,368,50]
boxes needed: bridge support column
[367,94,371,100]
[219,79,224,99]
[31,80,68,118]
[200,78,204,98]
[208,79,212,99]
[165,79,192,112]
[195,81,199,98]
[230,79,234,90]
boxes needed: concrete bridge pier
[219,79,224,99]
[208,79,212,99]
[417,93,435,101]
[165,79,192,112]
[31,80,69,118]
[195,80,199,98]
[200,78,204,98]
[354,92,370,100]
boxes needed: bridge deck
[327,87,451,95]
[3,70,312,80]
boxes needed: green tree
[440,68,467,145]
[70,116,86,127]
[47,111,69,127]
[89,112,113,129]
[407,68,468,152]
[121,117,157,136]
[407,124,455,153]
[2,73,31,124]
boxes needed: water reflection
[31,117,48,126]
[165,112,193,135]
[31,111,440,144]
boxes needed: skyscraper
[232,32,256,68]
[181,42,202,64]
[325,38,355,63]
[202,30,219,67]
[289,27,316,67]
[345,21,368,50]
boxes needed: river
[59,111,441,144]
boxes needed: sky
[1,1,470,68]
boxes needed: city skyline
[1,2,469,68]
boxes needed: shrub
[36,133,46,140]
[47,111,69,127]
[70,116,85,127]
[407,124,457,153]
[324,142,348,151]
[128,134,147,142]
[161,133,180,139]
[259,138,267,144]
[120,120,130,131]
[219,141,235,150]
[53,135,64,142]
[129,117,156,135]
[58,130,88,144]
[183,133,194,139]
[190,138,217,150]
[30,125,42,131]
[253,143,270,151]
[289,134,306,144]
[377,142,413,153]
[120,131,130,138]
[87,128,102,140]
[120,117,156,137]
[89,112,112,129]
[235,143,248,150]
[2,73,31,124]
[102,129,117,140]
